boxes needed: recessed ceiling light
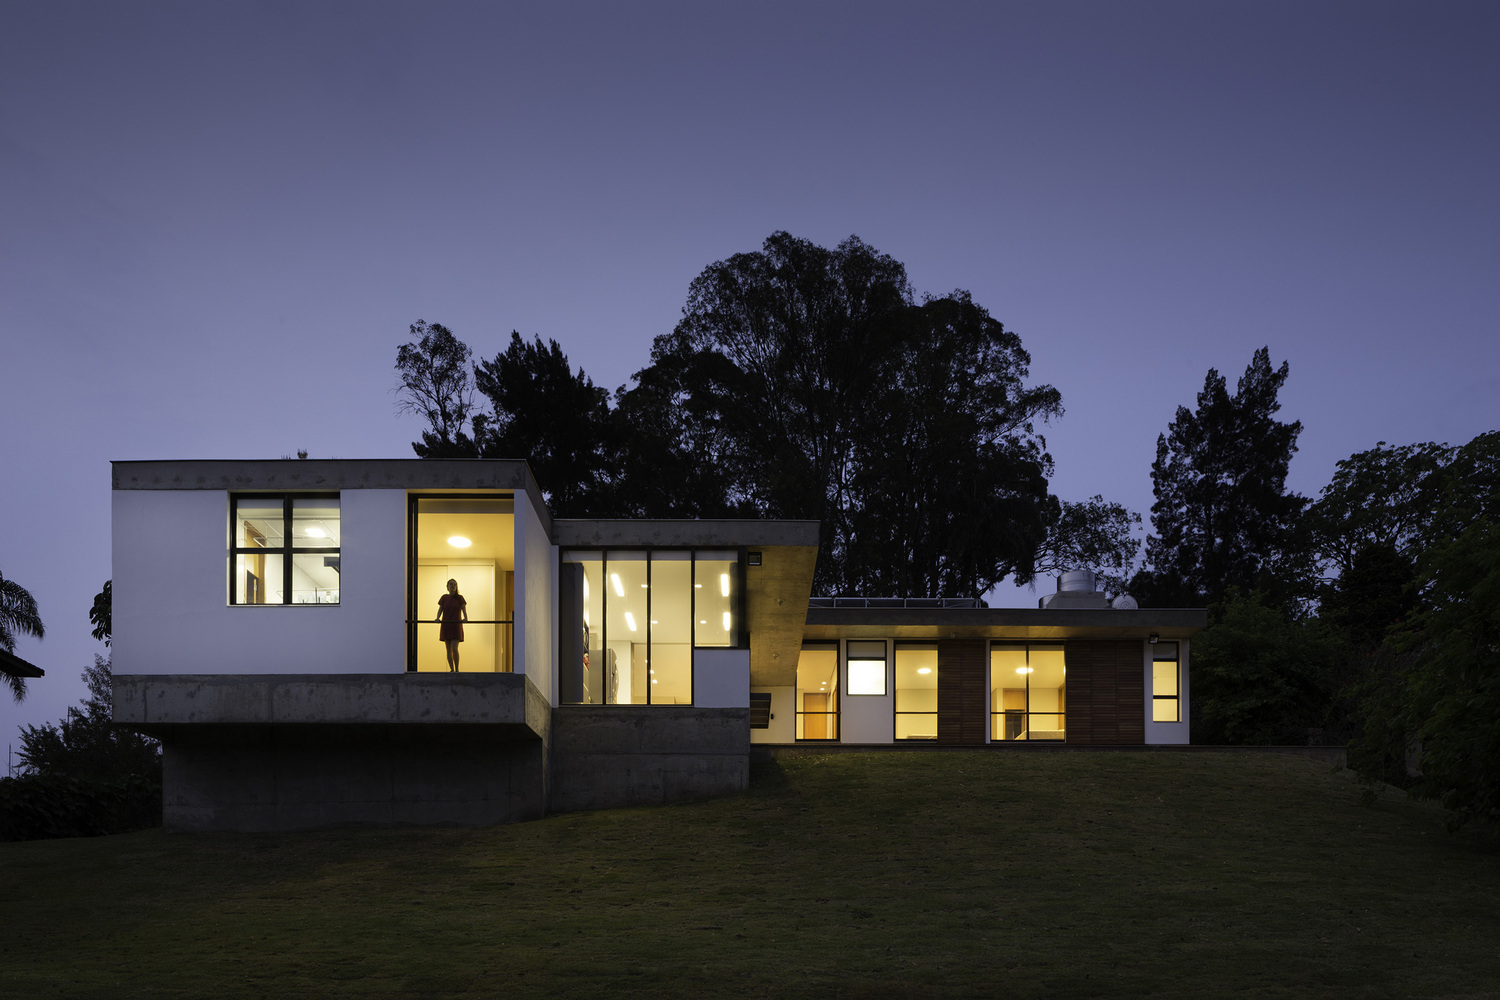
[611,573,624,597]
[624,612,637,632]
[917,667,931,675]
[722,612,731,631]
[1016,666,1033,674]
[304,526,327,538]
[720,573,730,597]
[448,536,471,548]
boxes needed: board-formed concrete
[549,706,751,814]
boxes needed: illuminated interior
[1152,641,1180,722]
[846,640,887,696]
[559,549,738,705]
[413,498,514,672]
[233,496,340,605]
[795,644,838,739]
[990,643,1065,740]
[894,643,938,740]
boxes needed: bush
[0,772,161,841]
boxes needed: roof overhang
[801,607,1207,643]
[0,648,44,678]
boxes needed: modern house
[110,459,1204,832]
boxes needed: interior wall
[112,488,406,675]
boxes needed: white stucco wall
[1144,638,1191,745]
[513,494,555,703]
[841,643,894,744]
[692,647,749,708]
[750,685,794,743]
[112,489,407,674]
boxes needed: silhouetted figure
[435,578,467,672]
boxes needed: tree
[90,579,111,646]
[1133,348,1308,608]
[17,655,160,783]
[395,320,480,458]
[1,569,44,702]
[640,232,1063,597]
[1359,521,1500,831]
[472,332,620,517]
[1035,495,1142,596]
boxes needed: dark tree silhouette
[1132,348,1307,608]
[396,320,479,458]
[90,580,111,646]
[1,569,45,702]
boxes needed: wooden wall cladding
[937,639,987,745]
[1065,640,1145,745]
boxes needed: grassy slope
[1,753,1497,1000]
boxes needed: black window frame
[794,641,840,741]
[556,546,749,706]
[989,641,1066,742]
[893,640,939,741]
[1151,641,1181,723]
[228,492,341,606]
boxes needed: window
[990,643,1065,741]
[846,640,887,696]
[1152,642,1181,722]
[230,495,340,605]
[894,643,938,740]
[408,496,515,673]
[559,549,744,705]
[796,643,838,740]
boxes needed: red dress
[438,593,466,642]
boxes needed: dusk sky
[2,1,1496,750]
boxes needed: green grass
[2,752,1497,999]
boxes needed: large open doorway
[408,497,515,672]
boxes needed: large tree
[640,233,1062,597]
[1,569,44,702]
[472,332,619,517]
[1133,348,1307,608]
[395,320,480,458]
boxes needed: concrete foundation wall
[162,729,546,832]
[549,706,750,814]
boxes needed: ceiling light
[1016,666,1033,674]
[641,583,648,588]
[720,573,730,597]
[624,612,637,632]
[611,573,624,597]
[917,667,931,675]
[722,612,731,631]
[651,678,658,684]
[448,536,471,548]
[694,583,702,589]
[699,620,707,625]
[304,526,327,538]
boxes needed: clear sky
[2,1,1496,750]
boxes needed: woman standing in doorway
[435,578,468,672]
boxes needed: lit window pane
[606,551,648,704]
[894,644,937,740]
[236,499,283,548]
[236,552,284,604]
[1153,661,1178,698]
[848,641,888,696]
[292,552,340,604]
[694,551,736,647]
[651,552,692,704]
[291,498,340,547]
[796,644,838,740]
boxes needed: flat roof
[801,606,1207,641]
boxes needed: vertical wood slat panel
[1065,640,1144,745]
[938,639,987,745]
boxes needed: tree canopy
[395,320,480,458]
[1133,347,1307,608]
[1,569,44,702]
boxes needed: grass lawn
[2,752,1497,999]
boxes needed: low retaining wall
[550,706,750,814]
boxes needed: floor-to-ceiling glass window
[795,643,839,740]
[409,497,514,673]
[559,549,743,705]
[990,643,1066,740]
[894,643,938,740]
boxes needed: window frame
[557,546,749,706]
[989,641,1066,741]
[1151,641,1181,723]
[228,492,341,606]
[893,641,939,741]
[794,641,840,741]
[845,639,888,697]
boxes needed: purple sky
[2,1,1497,751]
